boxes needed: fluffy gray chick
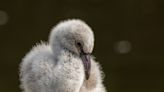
[20,19,106,92]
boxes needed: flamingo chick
[20,19,106,92]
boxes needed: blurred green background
[0,0,164,92]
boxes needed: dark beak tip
[86,72,90,80]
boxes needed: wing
[19,43,56,92]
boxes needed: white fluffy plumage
[20,19,106,92]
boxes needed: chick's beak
[80,52,91,80]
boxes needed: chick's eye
[76,42,81,47]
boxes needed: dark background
[0,0,164,92]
